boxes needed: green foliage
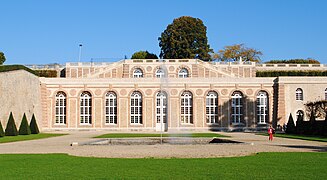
[34,70,58,77]
[0,65,37,75]
[19,113,31,135]
[286,113,296,134]
[256,70,327,77]
[159,16,212,61]
[0,121,4,137]
[131,51,158,59]
[0,153,326,179]
[265,58,320,64]
[30,114,39,134]
[5,112,18,136]
[0,51,6,65]
[213,44,262,62]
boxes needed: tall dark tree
[159,16,212,61]
[286,113,296,134]
[30,114,39,134]
[19,113,31,135]
[0,51,6,65]
[296,112,304,134]
[5,112,18,136]
[131,51,158,59]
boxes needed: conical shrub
[0,120,4,137]
[5,112,18,136]
[30,114,39,134]
[286,113,296,134]
[19,113,31,135]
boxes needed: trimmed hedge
[265,59,320,64]
[34,70,57,77]
[19,113,31,135]
[256,70,327,77]
[5,112,18,136]
[0,120,4,137]
[30,114,39,134]
[0,65,58,77]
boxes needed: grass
[0,133,66,144]
[0,152,326,179]
[256,133,327,142]
[95,133,229,138]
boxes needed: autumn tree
[213,44,262,62]
[131,51,158,59]
[159,16,212,61]
[0,51,6,65]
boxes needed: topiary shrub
[30,114,39,134]
[286,113,296,134]
[296,113,304,134]
[19,113,31,135]
[5,112,18,136]
[0,120,4,137]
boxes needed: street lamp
[78,44,83,62]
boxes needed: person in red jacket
[268,126,274,141]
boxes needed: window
[55,91,66,124]
[257,91,268,124]
[181,91,193,124]
[133,68,143,78]
[296,110,304,121]
[296,88,303,101]
[231,91,243,124]
[105,92,117,124]
[156,68,165,78]
[325,88,327,100]
[206,91,218,124]
[178,68,189,78]
[80,91,92,124]
[131,91,142,124]
[156,91,167,123]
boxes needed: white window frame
[156,91,167,123]
[178,68,189,78]
[55,91,66,125]
[181,91,193,124]
[231,91,243,124]
[133,68,143,78]
[257,91,268,124]
[296,88,303,101]
[80,91,92,124]
[206,91,218,124]
[105,92,117,124]
[130,91,142,124]
[156,68,165,78]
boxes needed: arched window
[325,88,327,100]
[206,91,218,124]
[257,91,268,124]
[131,91,142,124]
[133,68,143,78]
[178,68,189,78]
[231,91,243,124]
[105,92,117,124]
[80,91,92,124]
[55,91,66,124]
[181,91,193,124]
[296,88,303,101]
[156,68,165,78]
[156,91,167,123]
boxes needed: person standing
[268,126,274,141]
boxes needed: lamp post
[78,44,83,62]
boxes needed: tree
[159,16,212,61]
[131,51,158,59]
[0,120,4,137]
[0,51,6,65]
[30,114,39,134]
[213,44,262,62]
[5,112,18,136]
[19,113,31,135]
[286,113,296,134]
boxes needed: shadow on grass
[276,144,327,152]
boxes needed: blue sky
[1,0,327,64]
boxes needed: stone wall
[0,70,42,130]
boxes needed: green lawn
[256,133,327,142]
[0,133,66,144]
[95,133,229,138]
[0,152,326,179]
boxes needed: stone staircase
[197,61,241,78]
[87,60,125,78]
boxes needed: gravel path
[0,131,326,158]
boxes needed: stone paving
[0,131,326,158]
